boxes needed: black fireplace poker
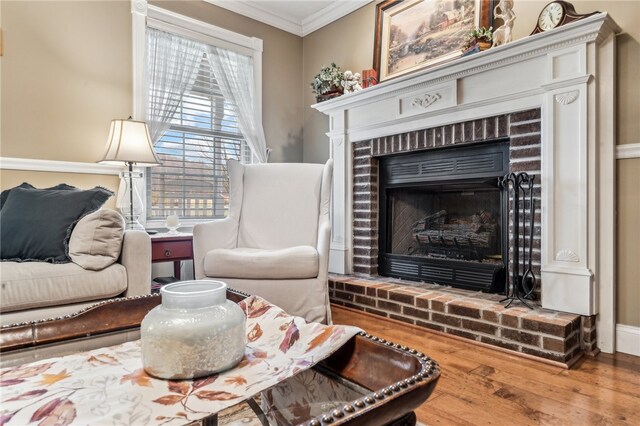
[499,172,537,309]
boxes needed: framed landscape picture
[373,0,492,82]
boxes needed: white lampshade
[98,119,161,166]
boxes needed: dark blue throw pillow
[0,183,34,210]
[0,186,114,263]
[0,183,77,210]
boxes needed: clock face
[538,2,565,31]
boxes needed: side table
[150,233,194,281]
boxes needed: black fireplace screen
[388,187,502,264]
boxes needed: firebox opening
[388,184,502,264]
[379,141,509,293]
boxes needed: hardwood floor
[332,306,640,426]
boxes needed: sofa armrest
[193,218,238,279]
[119,230,151,296]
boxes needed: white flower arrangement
[310,63,345,97]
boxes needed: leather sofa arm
[119,230,152,296]
[193,218,238,279]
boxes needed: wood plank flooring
[332,306,640,426]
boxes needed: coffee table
[0,290,440,425]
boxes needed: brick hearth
[330,275,598,365]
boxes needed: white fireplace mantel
[312,14,620,353]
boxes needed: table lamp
[98,118,160,230]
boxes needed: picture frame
[373,0,493,82]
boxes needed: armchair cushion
[204,246,319,279]
[68,209,125,271]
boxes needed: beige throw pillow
[69,209,125,270]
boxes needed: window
[146,38,250,220]
[134,5,264,224]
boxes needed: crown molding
[206,1,301,35]
[301,1,372,36]
[0,157,123,175]
[205,1,372,37]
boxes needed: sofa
[0,207,151,326]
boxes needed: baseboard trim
[616,324,640,356]
[0,157,122,175]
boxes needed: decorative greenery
[462,27,493,51]
[310,63,345,96]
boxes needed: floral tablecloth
[0,296,362,425]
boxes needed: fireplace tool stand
[499,172,537,309]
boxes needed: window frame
[131,0,263,229]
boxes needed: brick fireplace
[313,14,619,356]
[326,113,597,365]
[329,109,599,365]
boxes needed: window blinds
[146,30,250,220]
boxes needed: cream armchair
[193,159,333,324]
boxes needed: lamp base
[116,168,145,231]
[123,217,146,231]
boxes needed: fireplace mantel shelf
[312,12,621,353]
[312,13,618,116]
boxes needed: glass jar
[141,280,246,379]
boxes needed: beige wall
[0,3,3,142]
[0,0,131,196]
[617,159,640,327]
[302,4,376,163]
[1,1,132,163]
[302,1,640,327]
[1,0,303,194]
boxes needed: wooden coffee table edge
[316,332,440,425]
[0,295,161,351]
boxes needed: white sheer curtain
[206,46,269,163]
[147,28,204,144]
